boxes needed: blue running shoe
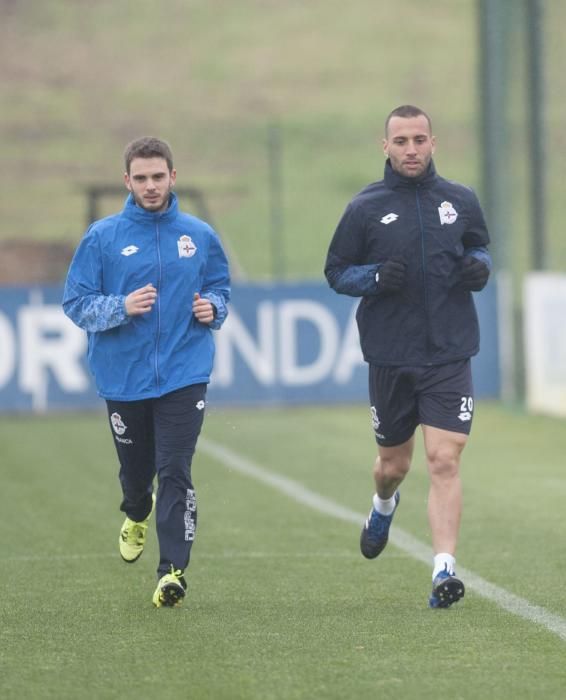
[360,491,400,559]
[429,567,465,608]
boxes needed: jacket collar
[383,158,437,190]
[123,191,179,223]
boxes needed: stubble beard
[134,186,172,212]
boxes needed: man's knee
[376,452,411,481]
[427,443,464,478]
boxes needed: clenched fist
[125,284,157,316]
[376,257,407,293]
[192,292,216,324]
[460,256,489,291]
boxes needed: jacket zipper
[414,186,431,361]
[154,221,162,390]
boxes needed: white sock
[372,492,397,516]
[433,553,456,580]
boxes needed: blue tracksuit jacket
[63,192,230,400]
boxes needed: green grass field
[2,402,566,699]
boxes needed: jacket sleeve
[324,203,380,297]
[464,246,492,270]
[200,231,231,330]
[62,227,131,333]
[461,189,492,270]
[462,190,490,249]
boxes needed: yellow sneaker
[119,493,156,563]
[152,567,187,608]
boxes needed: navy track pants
[105,384,207,579]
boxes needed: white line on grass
[200,437,566,643]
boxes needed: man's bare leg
[422,425,467,607]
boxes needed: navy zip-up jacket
[63,192,230,400]
[325,159,491,367]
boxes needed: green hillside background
[1,0,565,282]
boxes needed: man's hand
[125,283,157,316]
[376,257,406,293]
[460,256,490,291]
[192,292,215,324]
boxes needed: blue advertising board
[0,282,500,413]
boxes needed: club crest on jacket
[178,235,197,258]
[438,201,458,225]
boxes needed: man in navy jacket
[325,105,491,608]
[63,137,230,608]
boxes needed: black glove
[460,256,489,291]
[375,257,406,293]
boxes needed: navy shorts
[368,359,474,447]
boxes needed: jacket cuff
[201,291,228,329]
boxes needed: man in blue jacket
[325,105,491,608]
[63,137,231,608]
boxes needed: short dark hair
[124,137,174,173]
[385,105,432,136]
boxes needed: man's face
[124,157,176,212]
[383,115,435,178]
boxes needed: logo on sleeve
[380,213,399,225]
[178,235,197,258]
[438,201,458,225]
